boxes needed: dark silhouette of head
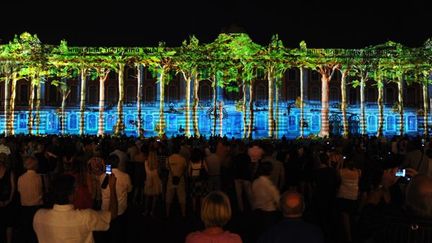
[280,191,305,218]
[52,174,76,205]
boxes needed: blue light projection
[0,102,425,138]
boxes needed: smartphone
[105,164,112,175]
[395,169,406,177]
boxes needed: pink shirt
[186,231,242,243]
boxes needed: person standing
[143,149,162,216]
[17,157,43,243]
[0,153,16,243]
[33,174,118,243]
[100,155,132,243]
[258,191,324,243]
[166,144,187,217]
[185,191,242,243]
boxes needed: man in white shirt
[100,154,132,243]
[17,157,43,243]
[33,174,118,243]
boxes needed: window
[127,68,136,79]
[311,115,320,131]
[125,114,135,131]
[349,88,358,105]
[106,114,116,131]
[20,84,29,103]
[47,113,58,131]
[168,114,177,131]
[367,88,377,102]
[87,114,97,131]
[330,87,339,101]
[407,115,417,132]
[109,71,117,80]
[145,69,154,80]
[18,113,27,129]
[386,116,396,131]
[126,85,136,103]
[310,86,320,101]
[168,84,178,102]
[88,85,98,104]
[199,82,212,101]
[256,84,267,101]
[287,85,298,101]
[107,86,117,104]
[288,69,296,81]
[49,85,58,104]
[311,71,319,81]
[288,115,297,131]
[386,87,394,104]
[68,85,77,104]
[368,116,377,132]
[144,86,154,102]
[406,87,416,106]
[145,114,153,130]
[68,113,78,130]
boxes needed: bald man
[258,191,324,243]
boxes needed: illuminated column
[299,67,309,137]
[136,64,144,137]
[4,77,9,135]
[156,73,161,103]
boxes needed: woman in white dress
[143,150,162,216]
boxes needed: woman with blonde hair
[143,149,162,216]
[186,191,242,243]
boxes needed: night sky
[0,0,430,48]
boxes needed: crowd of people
[0,134,432,243]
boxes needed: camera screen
[395,169,405,177]
[106,164,112,175]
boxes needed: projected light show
[0,33,431,138]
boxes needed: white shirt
[100,168,132,216]
[252,176,280,211]
[33,204,111,243]
[18,170,43,206]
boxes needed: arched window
[287,85,298,101]
[367,87,377,102]
[144,86,154,102]
[386,116,396,131]
[47,113,58,131]
[287,69,296,81]
[385,87,394,104]
[87,114,97,131]
[20,84,29,103]
[406,87,416,106]
[107,85,117,104]
[126,85,136,103]
[311,71,320,81]
[88,85,98,104]
[168,84,178,102]
[199,82,212,101]
[349,88,358,105]
[49,85,58,104]
[330,87,339,101]
[256,84,267,101]
[68,85,77,104]
[127,68,135,79]
[368,115,377,132]
[309,85,320,101]
[68,113,78,130]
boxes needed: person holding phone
[33,173,118,243]
[100,155,132,243]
